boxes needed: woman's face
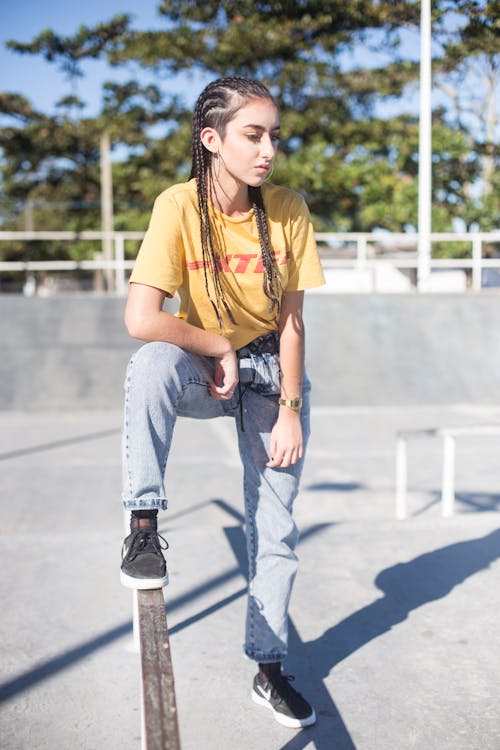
[217,97,280,188]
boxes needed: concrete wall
[0,296,133,411]
[306,294,500,406]
[1,294,499,410]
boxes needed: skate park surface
[1,293,499,749]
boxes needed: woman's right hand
[210,348,239,400]
[125,284,239,398]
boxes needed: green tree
[93,0,499,232]
[107,0,423,229]
[434,0,500,233]
[1,0,498,260]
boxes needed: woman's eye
[246,133,280,144]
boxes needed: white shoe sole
[120,570,169,589]
[252,690,317,728]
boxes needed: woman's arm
[267,290,305,469]
[125,282,238,400]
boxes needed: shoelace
[127,529,169,560]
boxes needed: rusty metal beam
[137,589,181,750]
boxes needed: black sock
[258,662,282,680]
[130,509,158,532]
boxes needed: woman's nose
[260,134,276,158]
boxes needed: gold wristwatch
[279,397,302,411]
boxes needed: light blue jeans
[122,337,311,663]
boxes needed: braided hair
[189,76,282,328]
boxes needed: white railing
[0,230,499,295]
[395,424,500,519]
[0,231,142,296]
[316,231,500,292]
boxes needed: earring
[214,152,221,179]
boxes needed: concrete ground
[1,404,500,749]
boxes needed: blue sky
[0,0,205,114]
[1,0,422,118]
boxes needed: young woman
[120,76,324,729]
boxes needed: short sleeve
[129,191,184,296]
[285,194,325,292]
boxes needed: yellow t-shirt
[130,178,325,350]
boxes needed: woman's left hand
[266,409,303,468]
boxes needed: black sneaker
[120,528,169,589]
[252,671,316,728]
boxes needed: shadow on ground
[1,497,498,750]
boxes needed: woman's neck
[209,176,252,218]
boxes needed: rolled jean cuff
[122,495,168,511]
[244,647,287,663]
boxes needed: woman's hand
[125,285,239,396]
[210,348,239,400]
[266,289,305,468]
[266,408,303,468]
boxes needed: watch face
[279,397,302,409]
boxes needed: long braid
[190,77,281,327]
[250,185,282,317]
[191,89,233,326]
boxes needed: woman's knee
[130,341,180,371]
[126,341,181,390]
[126,341,211,396]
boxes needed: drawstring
[238,381,244,431]
[236,380,251,432]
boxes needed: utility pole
[100,130,115,292]
[417,0,432,290]
[24,199,34,231]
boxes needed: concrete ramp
[0,296,135,411]
[306,294,500,405]
[1,294,500,410]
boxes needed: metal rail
[1,230,500,294]
[137,588,181,750]
[395,424,500,519]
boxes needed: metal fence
[1,230,499,294]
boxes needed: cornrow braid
[189,76,281,328]
[249,185,282,317]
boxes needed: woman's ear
[200,127,221,154]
